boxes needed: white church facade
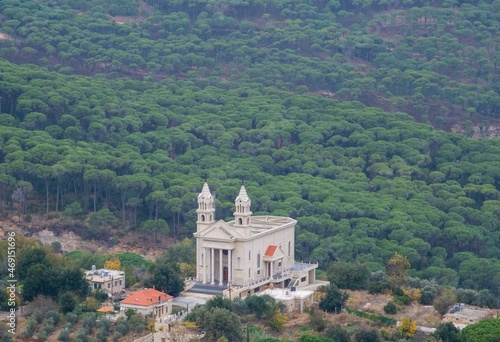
[193,183,317,297]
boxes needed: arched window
[209,214,212,221]
[247,218,250,225]
[201,214,205,222]
[238,218,242,225]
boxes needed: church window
[248,268,251,278]
[248,250,251,260]
[238,218,242,225]
[209,214,212,221]
[237,257,241,269]
[201,215,205,222]
[288,241,291,257]
[247,218,249,225]
[257,252,261,269]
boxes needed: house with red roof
[119,287,173,318]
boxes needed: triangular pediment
[199,220,243,240]
[263,245,285,261]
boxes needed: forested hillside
[0,0,500,302]
[1,0,499,131]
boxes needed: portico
[201,247,234,285]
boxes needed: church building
[193,183,317,297]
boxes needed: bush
[75,328,90,342]
[83,313,97,329]
[94,289,110,302]
[38,330,48,341]
[41,317,55,336]
[354,329,381,342]
[58,327,71,342]
[383,301,397,315]
[308,308,327,332]
[325,324,350,342]
[346,309,397,326]
[23,318,37,338]
[113,332,123,342]
[46,310,61,325]
[65,312,79,324]
[31,309,43,324]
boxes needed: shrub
[23,319,37,338]
[325,324,350,342]
[65,312,79,324]
[42,317,55,335]
[58,327,71,342]
[31,309,43,324]
[383,301,397,315]
[75,328,90,342]
[46,309,61,325]
[346,309,397,326]
[83,313,97,329]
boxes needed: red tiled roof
[120,288,173,307]
[265,245,278,257]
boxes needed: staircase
[187,283,227,296]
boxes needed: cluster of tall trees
[0,0,499,125]
[1,58,500,297]
[0,0,500,303]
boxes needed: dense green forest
[1,0,499,129]
[1,0,500,304]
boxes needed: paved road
[172,295,208,313]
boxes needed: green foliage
[308,308,327,332]
[268,308,288,332]
[354,329,381,342]
[433,322,460,342]
[324,324,350,342]
[459,319,500,342]
[318,285,349,314]
[58,292,77,313]
[383,301,397,315]
[93,289,110,302]
[198,307,243,342]
[298,333,334,342]
[144,261,184,297]
[346,309,397,326]
[245,294,279,319]
[433,288,457,315]
[0,0,500,304]
[327,261,370,290]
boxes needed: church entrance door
[223,267,228,282]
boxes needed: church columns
[228,249,232,285]
[210,248,215,285]
[219,249,223,286]
[202,247,207,284]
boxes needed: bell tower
[234,185,252,228]
[196,182,215,232]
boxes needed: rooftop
[259,288,314,300]
[229,216,295,233]
[85,269,125,282]
[120,288,173,307]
